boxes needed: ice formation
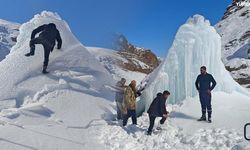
[141,15,250,111]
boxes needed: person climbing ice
[146,91,170,135]
[195,66,216,123]
[25,23,62,74]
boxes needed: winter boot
[147,131,152,135]
[208,117,212,123]
[25,49,35,57]
[42,66,49,74]
[25,52,34,57]
[197,115,206,121]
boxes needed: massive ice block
[141,15,250,111]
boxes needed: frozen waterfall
[139,15,250,112]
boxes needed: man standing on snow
[115,78,127,120]
[122,80,139,126]
[147,91,170,135]
[195,66,216,123]
[25,23,62,74]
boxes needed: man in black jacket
[25,23,62,74]
[147,90,170,135]
[195,66,216,123]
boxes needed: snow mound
[0,11,113,111]
[141,15,250,110]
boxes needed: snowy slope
[0,11,116,149]
[0,11,114,109]
[215,5,250,86]
[87,47,147,83]
[0,19,19,61]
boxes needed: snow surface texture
[0,19,19,61]
[215,6,250,85]
[215,6,250,63]
[86,47,147,83]
[0,11,113,111]
[141,15,250,111]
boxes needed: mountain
[86,47,147,83]
[215,0,250,87]
[0,19,19,61]
[113,34,161,74]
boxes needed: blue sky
[0,0,231,57]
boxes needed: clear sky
[0,0,231,57]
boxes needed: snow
[141,15,250,112]
[0,11,113,110]
[215,6,250,84]
[0,11,250,150]
[86,47,147,83]
[0,19,19,61]
[0,11,115,149]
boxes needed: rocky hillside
[114,34,160,74]
[0,19,19,61]
[215,0,250,87]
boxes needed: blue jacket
[195,73,216,91]
[147,93,167,117]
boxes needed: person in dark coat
[25,23,62,74]
[147,90,170,135]
[195,66,216,123]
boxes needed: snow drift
[0,11,113,110]
[141,15,250,111]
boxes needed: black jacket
[31,23,62,49]
[147,93,167,117]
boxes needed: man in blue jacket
[195,66,216,123]
[25,23,62,74]
[147,91,170,135]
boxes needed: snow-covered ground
[0,11,250,150]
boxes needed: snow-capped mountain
[86,35,161,83]
[113,34,160,74]
[0,19,19,61]
[215,0,250,86]
[87,47,147,83]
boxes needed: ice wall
[141,15,250,111]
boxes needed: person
[122,80,139,126]
[195,66,216,123]
[147,91,170,135]
[25,23,62,74]
[115,78,127,120]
